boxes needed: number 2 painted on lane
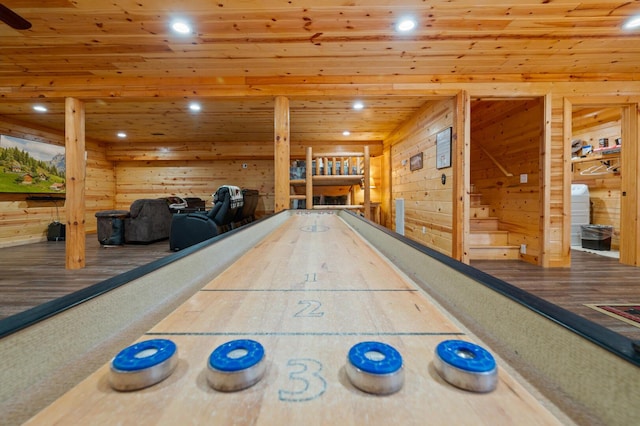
[294,300,324,317]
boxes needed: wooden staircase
[469,193,521,260]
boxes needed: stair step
[470,217,499,231]
[470,193,483,207]
[470,205,492,218]
[469,231,509,245]
[469,245,521,260]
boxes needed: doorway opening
[469,98,545,265]
[568,100,639,267]
[570,105,622,260]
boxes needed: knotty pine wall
[571,107,622,250]
[386,98,456,257]
[2,81,640,267]
[470,99,544,264]
[0,119,115,248]
[114,160,274,216]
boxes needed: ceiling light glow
[343,130,351,136]
[171,21,191,34]
[397,18,417,32]
[189,102,201,112]
[33,105,47,112]
[353,101,364,110]
[623,15,640,29]
[117,132,127,138]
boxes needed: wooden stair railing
[478,145,514,177]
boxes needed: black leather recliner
[169,186,241,251]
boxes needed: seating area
[169,186,259,251]
[96,198,175,245]
[94,187,259,249]
[95,197,205,246]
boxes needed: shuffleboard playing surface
[25,212,565,425]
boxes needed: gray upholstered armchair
[124,198,173,243]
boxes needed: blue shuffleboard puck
[109,339,178,391]
[206,339,266,392]
[433,340,498,393]
[345,341,404,395]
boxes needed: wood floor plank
[0,236,171,320]
[472,250,640,340]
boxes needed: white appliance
[571,184,590,246]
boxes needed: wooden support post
[453,91,470,264]
[620,103,639,266]
[363,145,371,220]
[306,147,313,209]
[274,96,290,212]
[65,97,86,269]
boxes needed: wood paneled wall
[0,119,114,248]
[1,80,640,268]
[470,99,544,264]
[84,142,116,231]
[386,98,456,257]
[571,107,622,250]
[114,160,274,216]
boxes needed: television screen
[0,135,65,194]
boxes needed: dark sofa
[124,198,174,243]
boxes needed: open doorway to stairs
[469,98,545,265]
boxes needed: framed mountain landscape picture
[0,135,65,194]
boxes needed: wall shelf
[25,195,66,202]
[571,150,620,164]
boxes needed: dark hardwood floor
[0,235,638,341]
[0,235,172,320]
[472,251,640,340]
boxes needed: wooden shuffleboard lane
[26,211,564,425]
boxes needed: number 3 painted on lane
[278,358,327,402]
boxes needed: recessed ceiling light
[397,18,417,32]
[33,105,47,112]
[189,102,201,112]
[623,15,640,30]
[117,132,127,138]
[353,101,364,110]
[171,20,192,34]
[343,130,351,136]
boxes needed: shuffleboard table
[2,210,639,425]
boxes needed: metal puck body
[345,341,404,395]
[433,340,498,393]
[207,339,266,392]
[110,339,178,391]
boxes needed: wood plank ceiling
[0,1,639,151]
